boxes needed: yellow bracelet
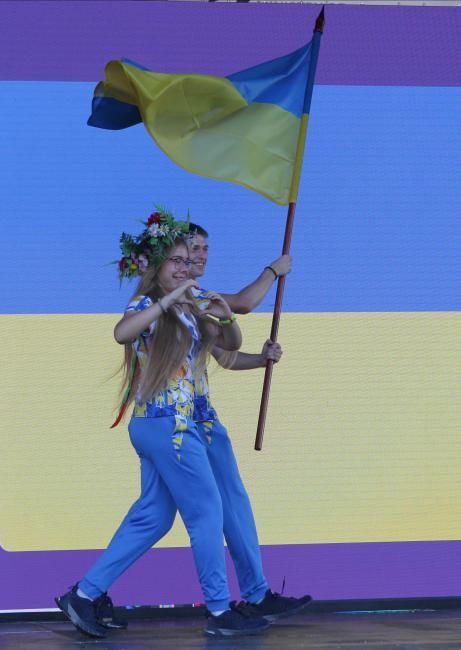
[219,313,237,326]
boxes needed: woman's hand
[162,279,199,310]
[200,292,241,351]
[199,291,233,321]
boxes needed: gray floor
[1,610,461,650]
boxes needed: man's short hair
[188,222,209,238]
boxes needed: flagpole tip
[314,7,325,33]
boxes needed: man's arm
[220,255,292,314]
[213,340,282,370]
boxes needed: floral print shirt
[126,295,200,418]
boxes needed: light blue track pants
[79,416,268,612]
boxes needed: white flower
[148,223,160,236]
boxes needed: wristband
[264,265,278,279]
[219,313,237,326]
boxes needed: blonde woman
[56,211,270,639]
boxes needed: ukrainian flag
[88,39,319,205]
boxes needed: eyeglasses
[165,256,193,269]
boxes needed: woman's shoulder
[125,294,154,313]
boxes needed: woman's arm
[199,291,242,351]
[214,319,242,351]
[114,279,198,344]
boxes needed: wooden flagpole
[255,7,325,451]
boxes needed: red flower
[147,212,161,226]
[119,257,127,271]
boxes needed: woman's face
[157,243,191,292]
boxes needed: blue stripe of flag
[226,43,311,118]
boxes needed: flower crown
[117,206,190,280]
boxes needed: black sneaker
[239,590,312,622]
[205,603,270,637]
[94,592,128,629]
[55,585,107,638]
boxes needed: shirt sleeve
[125,295,153,313]
[191,287,210,312]
[125,295,156,335]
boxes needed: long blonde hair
[118,242,214,411]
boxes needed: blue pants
[79,416,268,612]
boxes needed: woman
[56,211,269,638]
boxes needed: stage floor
[1,609,461,650]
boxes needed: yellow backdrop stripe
[1,312,460,551]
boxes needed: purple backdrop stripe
[1,542,460,610]
[0,2,460,85]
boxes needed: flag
[88,42,315,205]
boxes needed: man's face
[188,234,209,279]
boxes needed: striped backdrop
[1,1,460,609]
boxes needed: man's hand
[268,254,292,277]
[260,339,283,365]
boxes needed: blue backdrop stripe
[1,81,460,314]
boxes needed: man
[188,223,312,623]
[188,223,291,314]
